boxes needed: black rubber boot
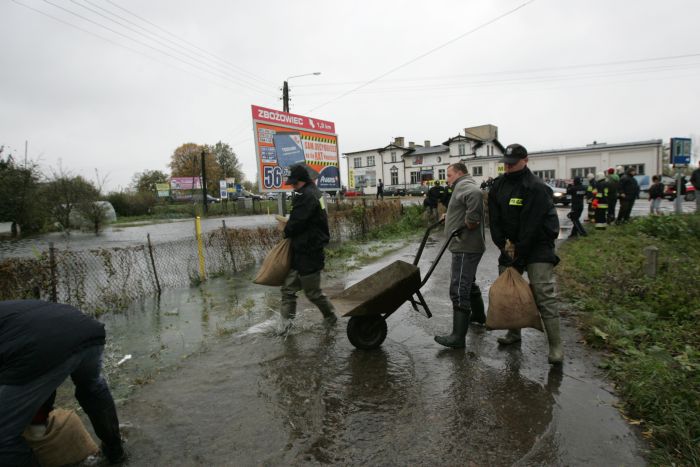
[434,308,470,348]
[469,283,485,325]
[85,403,125,464]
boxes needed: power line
[103,0,275,87]
[294,52,700,89]
[67,0,272,95]
[35,0,277,97]
[306,0,537,112]
[10,0,262,96]
[294,61,700,97]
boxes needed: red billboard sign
[251,105,340,192]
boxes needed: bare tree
[42,164,99,233]
[75,169,111,234]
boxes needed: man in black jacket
[566,177,587,237]
[0,300,125,466]
[488,144,563,364]
[280,164,337,329]
[616,167,640,223]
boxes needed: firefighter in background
[592,172,610,230]
[566,176,587,237]
[585,173,596,222]
[605,168,620,223]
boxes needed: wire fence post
[147,233,161,295]
[49,242,57,303]
[222,220,236,272]
[195,216,207,281]
[361,198,367,238]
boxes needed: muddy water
[91,232,648,466]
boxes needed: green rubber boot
[543,318,564,364]
[497,329,522,345]
[435,308,470,349]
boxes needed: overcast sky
[2,0,699,191]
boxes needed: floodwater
[58,225,647,465]
[0,213,277,258]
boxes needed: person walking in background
[606,168,620,223]
[279,164,337,331]
[376,179,384,200]
[566,176,587,237]
[617,167,640,224]
[488,143,564,365]
[592,172,610,230]
[0,300,126,466]
[434,162,485,349]
[424,180,444,223]
[691,161,700,213]
[648,175,664,215]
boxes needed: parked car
[383,186,406,196]
[343,190,361,197]
[229,189,262,201]
[206,195,221,204]
[663,181,696,201]
[407,185,428,196]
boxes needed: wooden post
[643,246,659,278]
[147,233,161,295]
[222,220,236,271]
[195,216,207,281]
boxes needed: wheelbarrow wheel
[347,315,387,350]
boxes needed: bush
[107,191,158,217]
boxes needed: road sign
[671,137,691,167]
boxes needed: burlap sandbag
[23,408,99,467]
[253,238,292,286]
[486,267,543,331]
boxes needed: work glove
[498,249,514,267]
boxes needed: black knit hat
[286,164,311,184]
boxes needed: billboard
[251,105,340,192]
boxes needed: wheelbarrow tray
[333,260,421,317]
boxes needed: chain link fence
[0,199,403,315]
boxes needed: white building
[344,125,664,194]
[343,125,505,195]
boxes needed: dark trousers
[569,206,587,237]
[449,252,483,310]
[617,198,635,222]
[607,198,617,223]
[0,345,116,466]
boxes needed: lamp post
[282,72,321,113]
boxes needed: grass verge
[557,214,700,465]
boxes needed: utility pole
[201,150,208,214]
[282,81,290,113]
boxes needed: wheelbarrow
[332,220,462,350]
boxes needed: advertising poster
[251,105,340,192]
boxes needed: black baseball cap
[286,164,312,184]
[501,144,528,164]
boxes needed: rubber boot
[543,318,564,364]
[469,283,485,325]
[85,403,125,464]
[497,329,521,345]
[313,298,338,325]
[434,308,470,348]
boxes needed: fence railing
[0,199,403,315]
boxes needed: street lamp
[282,72,321,113]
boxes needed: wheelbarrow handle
[418,226,463,288]
[413,219,445,266]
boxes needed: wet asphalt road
[107,217,647,466]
